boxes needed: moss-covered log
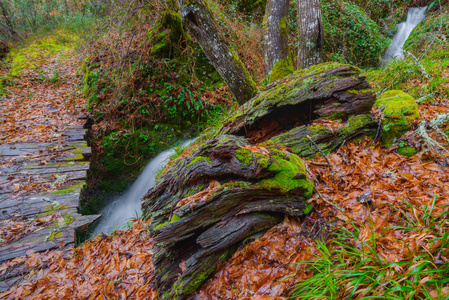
[219,63,376,143]
[142,135,313,299]
[271,114,377,158]
[142,62,380,299]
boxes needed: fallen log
[142,63,378,299]
[219,63,376,143]
[142,136,313,299]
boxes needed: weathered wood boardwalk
[0,116,100,292]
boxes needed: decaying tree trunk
[143,136,313,299]
[219,63,376,142]
[142,62,378,299]
[297,0,323,68]
[176,0,257,105]
[263,0,292,81]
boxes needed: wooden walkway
[0,116,100,292]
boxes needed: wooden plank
[0,116,97,293]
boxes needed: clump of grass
[292,204,449,299]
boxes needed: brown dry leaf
[176,180,221,208]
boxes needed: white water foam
[382,7,427,63]
[93,138,196,235]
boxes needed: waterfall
[382,7,427,64]
[92,138,196,235]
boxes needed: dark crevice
[235,99,329,143]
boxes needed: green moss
[303,203,313,214]
[259,154,313,197]
[374,90,420,147]
[327,111,347,120]
[37,203,69,217]
[153,221,169,230]
[396,145,418,157]
[221,181,252,189]
[187,156,212,167]
[170,214,182,223]
[236,149,253,165]
[50,182,85,195]
[150,10,189,59]
[308,125,329,134]
[339,114,373,135]
[279,16,288,35]
[269,58,294,82]
[47,231,64,241]
[294,62,346,78]
[173,248,230,297]
[63,213,76,225]
[7,32,76,77]
[255,153,269,169]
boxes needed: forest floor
[1,29,449,300]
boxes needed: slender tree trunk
[177,0,257,105]
[263,0,291,80]
[297,0,323,68]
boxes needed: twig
[314,187,345,213]
[373,119,383,143]
[404,50,431,80]
[307,135,335,183]
[416,92,437,104]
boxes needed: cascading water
[92,138,195,235]
[382,7,427,64]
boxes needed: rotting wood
[143,62,379,299]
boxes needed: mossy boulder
[374,90,420,147]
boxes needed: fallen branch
[313,187,345,213]
[307,135,335,183]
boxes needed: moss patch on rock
[374,90,420,147]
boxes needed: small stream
[92,138,196,235]
[382,6,427,64]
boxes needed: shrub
[321,0,390,67]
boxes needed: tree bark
[177,0,257,105]
[143,135,313,299]
[263,0,291,80]
[297,0,323,68]
[219,63,376,143]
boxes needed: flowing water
[93,138,196,235]
[382,7,427,64]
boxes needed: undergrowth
[293,203,449,299]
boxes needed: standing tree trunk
[177,0,257,105]
[263,0,292,82]
[297,0,323,68]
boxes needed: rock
[374,90,420,147]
